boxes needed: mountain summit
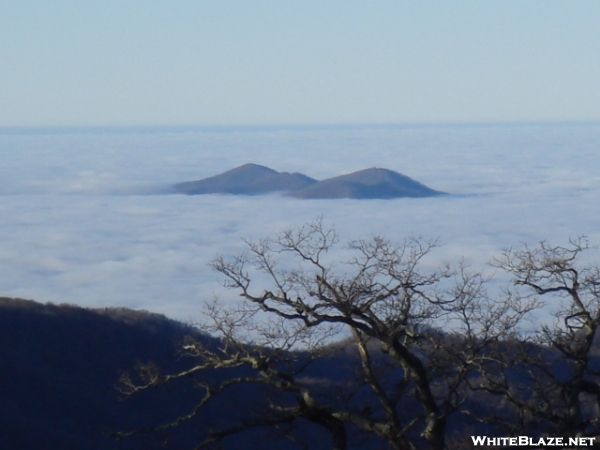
[174,165,445,199]
[289,167,444,199]
[173,163,316,195]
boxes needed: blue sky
[1,1,599,127]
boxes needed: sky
[1,1,600,127]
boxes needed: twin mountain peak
[174,163,445,199]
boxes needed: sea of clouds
[1,123,599,324]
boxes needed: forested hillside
[0,298,208,449]
[0,298,353,449]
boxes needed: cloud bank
[1,124,599,323]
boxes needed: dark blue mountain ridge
[289,167,445,199]
[174,164,445,199]
[173,163,317,195]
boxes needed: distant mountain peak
[289,167,444,199]
[174,164,445,199]
[230,163,277,173]
[173,164,316,195]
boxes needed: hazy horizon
[4,120,600,138]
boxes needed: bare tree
[117,303,349,449]
[118,219,533,449]
[479,237,600,438]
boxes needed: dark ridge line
[174,163,447,199]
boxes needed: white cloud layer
[1,124,599,324]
